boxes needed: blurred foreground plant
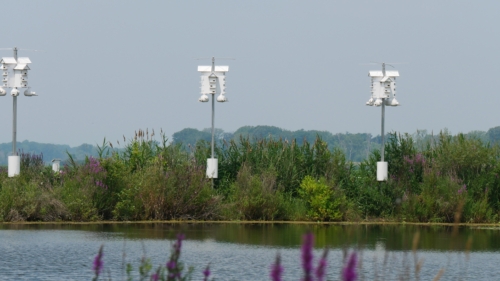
[91,232,340,281]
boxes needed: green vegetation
[1,128,500,223]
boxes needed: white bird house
[198,65,228,102]
[367,70,399,107]
[14,64,30,88]
[52,159,61,172]
[0,57,31,88]
[0,57,16,88]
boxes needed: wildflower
[166,234,186,281]
[270,254,283,281]
[301,232,314,281]
[203,264,211,281]
[92,245,104,281]
[176,234,185,248]
[166,261,176,270]
[315,249,328,281]
[415,153,425,164]
[342,252,357,281]
[151,273,159,281]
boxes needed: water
[0,223,499,280]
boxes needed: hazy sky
[0,1,498,147]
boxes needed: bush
[226,165,291,220]
[113,158,220,221]
[299,176,345,221]
[0,178,67,222]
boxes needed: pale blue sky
[0,1,498,146]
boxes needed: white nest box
[198,65,228,102]
[1,57,16,88]
[0,57,31,88]
[367,70,399,107]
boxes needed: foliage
[113,158,220,221]
[1,128,500,223]
[226,165,290,220]
[298,176,343,221]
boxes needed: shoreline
[1,220,499,227]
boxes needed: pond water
[0,223,499,280]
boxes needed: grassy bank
[0,129,499,223]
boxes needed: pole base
[377,161,388,181]
[8,155,20,177]
[206,158,218,179]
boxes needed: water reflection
[1,223,499,251]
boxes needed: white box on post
[8,155,20,177]
[377,161,388,181]
[206,158,218,179]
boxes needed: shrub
[113,158,220,221]
[0,178,67,222]
[298,176,344,221]
[227,164,290,220]
[56,157,108,221]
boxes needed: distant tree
[465,130,488,143]
[172,128,211,148]
[0,141,98,165]
[487,126,500,144]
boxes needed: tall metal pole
[381,100,385,162]
[211,56,215,160]
[210,56,215,188]
[12,47,17,156]
[380,63,386,162]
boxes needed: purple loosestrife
[301,232,314,281]
[415,153,425,164]
[166,234,185,281]
[167,261,176,270]
[315,248,328,281]
[342,252,357,281]
[203,264,211,281]
[270,253,283,281]
[92,245,104,281]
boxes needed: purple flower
[151,273,159,281]
[93,245,104,278]
[301,232,314,281]
[342,252,357,281]
[166,260,176,270]
[166,233,186,281]
[315,249,328,281]
[176,234,185,249]
[270,254,283,281]
[203,264,211,281]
